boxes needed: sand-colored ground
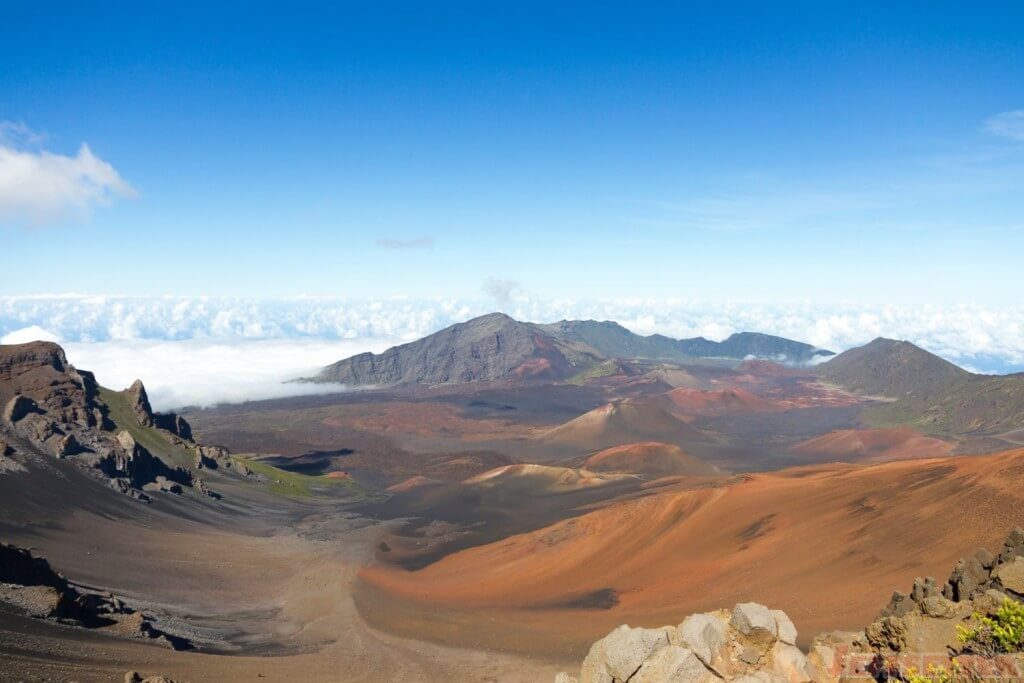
[0,463,565,682]
[360,448,1024,654]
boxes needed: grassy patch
[234,456,364,499]
[567,360,620,386]
[98,387,195,469]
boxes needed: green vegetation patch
[233,456,364,499]
[567,360,621,385]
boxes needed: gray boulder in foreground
[562,603,810,683]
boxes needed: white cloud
[62,337,400,410]
[3,296,1024,407]
[483,278,521,308]
[985,110,1024,142]
[0,325,62,345]
[0,126,136,226]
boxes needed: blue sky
[2,2,1024,303]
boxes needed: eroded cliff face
[0,341,221,501]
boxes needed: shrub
[902,661,961,683]
[957,597,1024,656]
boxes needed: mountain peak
[820,337,967,398]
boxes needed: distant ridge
[308,313,832,387]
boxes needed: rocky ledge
[0,341,237,500]
[559,528,1024,682]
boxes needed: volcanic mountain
[820,338,1024,435]
[584,441,720,478]
[662,387,781,416]
[537,399,712,453]
[310,313,832,387]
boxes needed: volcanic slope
[584,442,721,478]
[820,338,1024,435]
[359,447,1024,655]
[789,427,954,463]
[662,387,781,416]
[537,398,714,453]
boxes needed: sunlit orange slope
[790,427,954,463]
[361,448,1024,642]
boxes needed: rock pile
[558,602,812,682]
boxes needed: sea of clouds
[1,295,1022,409]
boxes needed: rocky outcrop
[561,603,811,682]
[0,342,230,500]
[856,527,1024,657]
[125,379,155,427]
[0,542,190,650]
[84,431,193,493]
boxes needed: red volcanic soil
[511,357,555,380]
[790,427,955,463]
[538,399,711,452]
[585,441,720,478]
[359,448,1024,655]
[663,387,780,415]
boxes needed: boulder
[880,590,914,618]
[731,602,778,644]
[580,624,672,683]
[919,595,958,619]
[771,609,798,646]
[944,556,991,601]
[994,556,1024,594]
[865,616,907,652]
[767,642,810,682]
[631,646,719,683]
[673,611,729,669]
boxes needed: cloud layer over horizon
[2,295,1022,408]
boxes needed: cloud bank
[2,296,1023,408]
[0,123,136,226]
